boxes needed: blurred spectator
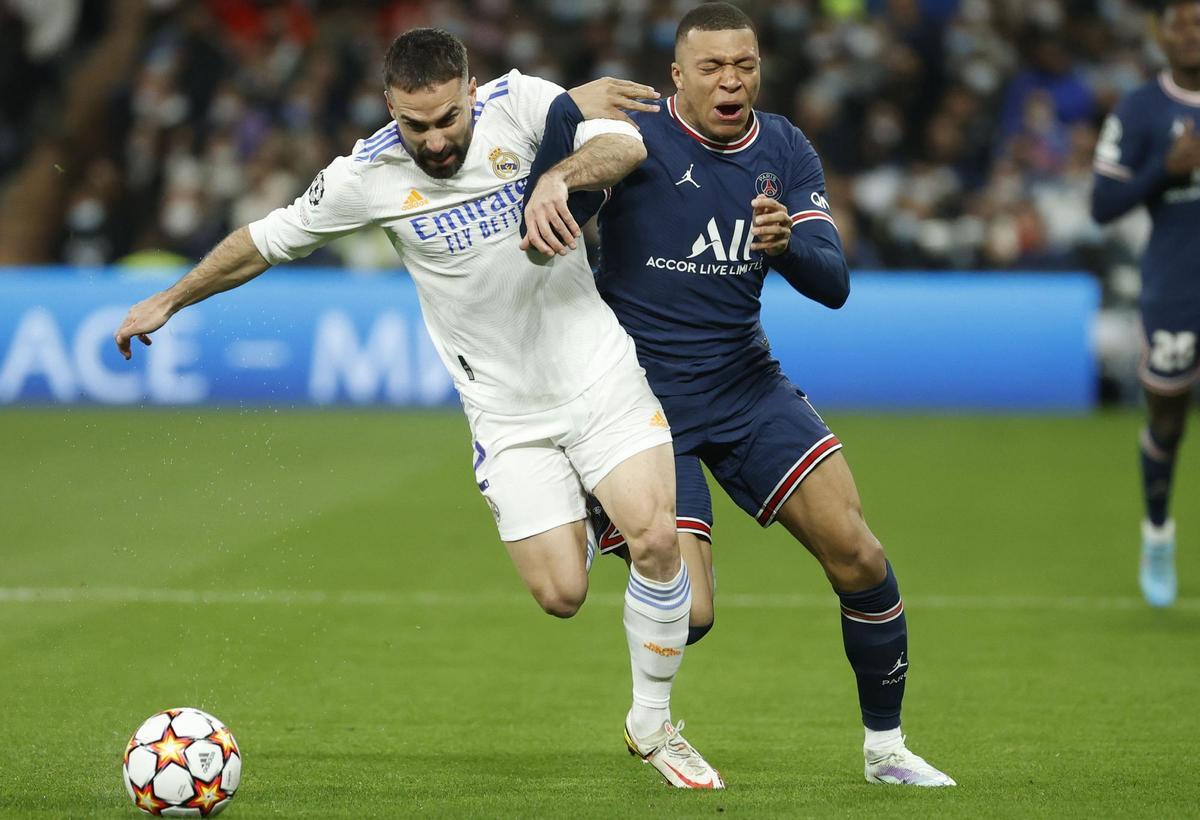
[0,0,1174,292]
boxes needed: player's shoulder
[472,70,519,121]
[476,68,566,116]
[628,102,674,131]
[755,111,812,151]
[1114,75,1172,118]
[349,122,405,167]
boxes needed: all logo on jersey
[489,147,521,179]
[755,172,781,199]
[401,189,429,211]
[646,214,764,275]
[689,217,754,262]
[307,171,325,207]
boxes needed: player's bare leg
[776,452,954,787]
[1139,387,1190,606]
[503,519,593,618]
[593,443,724,789]
[680,534,715,641]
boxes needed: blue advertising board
[0,268,1098,410]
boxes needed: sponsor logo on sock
[887,651,908,676]
[642,641,681,657]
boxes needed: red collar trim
[668,96,760,153]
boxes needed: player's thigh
[592,443,676,548]
[594,453,713,558]
[504,519,589,618]
[566,346,676,549]
[705,378,842,528]
[1137,308,1200,399]
[775,452,887,589]
[706,379,884,582]
[469,416,587,544]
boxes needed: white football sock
[864,725,904,753]
[624,563,691,741]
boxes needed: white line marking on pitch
[0,587,1195,611]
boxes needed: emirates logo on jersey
[489,147,521,180]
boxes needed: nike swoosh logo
[662,759,716,789]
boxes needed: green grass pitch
[1,408,1197,817]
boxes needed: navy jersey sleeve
[519,93,605,236]
[1091,93,1169,224]
[767,133,849,308]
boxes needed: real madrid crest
[489,147,521,180]
[755,171,781,199]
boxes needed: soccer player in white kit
[113,29,723,789]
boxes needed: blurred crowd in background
[0,0,1163,308]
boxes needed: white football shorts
[463,343,673,542]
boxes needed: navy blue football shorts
[1139,304,1200,396]
[595,368,842,553]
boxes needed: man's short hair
[675,2,756,46]
[382,28,468,92]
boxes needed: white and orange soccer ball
[122,708,242,816]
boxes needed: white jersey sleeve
[575,117,641,148]
[247,155,372,265]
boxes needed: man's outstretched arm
[114,226,270,359]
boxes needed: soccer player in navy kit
[1092,0,1200,608]
[521,3,954,787]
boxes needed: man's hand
[520,171,580,256]
[750,195,793,256]
[567,77,660,125]
[1166,118,1200,176]
[114,292,175,360]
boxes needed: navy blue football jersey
[1092,71,1200,313]
[525,94,848,396]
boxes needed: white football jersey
[249,70,640,414]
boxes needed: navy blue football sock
[686,621,713,645]
[837,561,906,731]
[1140,427,1180,527]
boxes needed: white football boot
[1140,519,1177,607]
[864,736,956,787]
[624,713,725,789]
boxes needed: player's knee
[625,515,680,579]
[819,515,886,592]
[531,581,587,619]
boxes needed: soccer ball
[122,708,242,816]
